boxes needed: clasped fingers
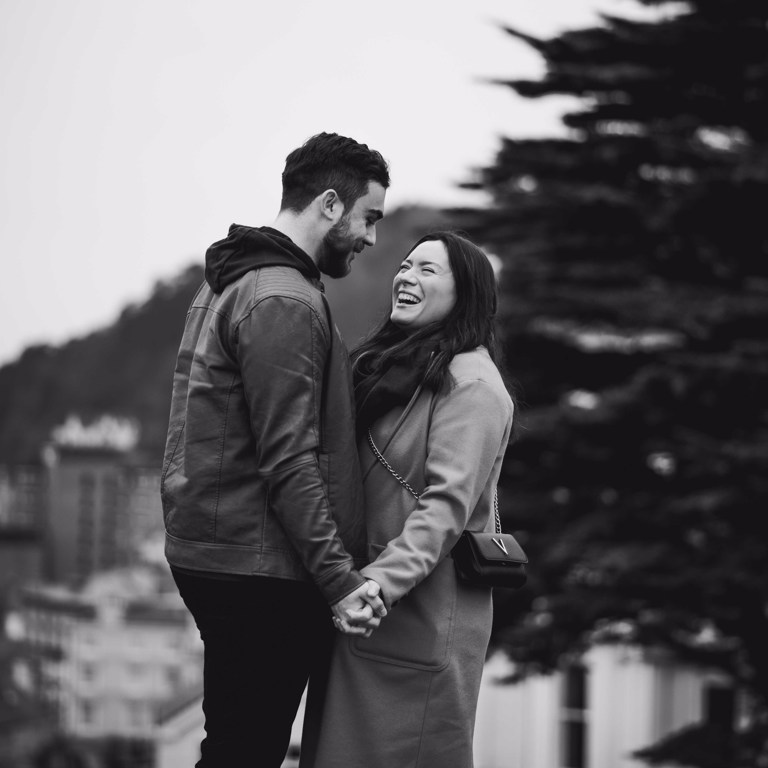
[332,615,380,637]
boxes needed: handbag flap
[467,532,528,564]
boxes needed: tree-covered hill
[0,206,444,466]
[0,264,203,465]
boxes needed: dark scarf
[353,341,439,436]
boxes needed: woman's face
[390,240,457,332]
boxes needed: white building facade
[10,565,203,740]
[474,644,735,768]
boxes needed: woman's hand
[331,579,386,637]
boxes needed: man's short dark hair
[280,132,390,213]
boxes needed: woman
[300,231,515,768]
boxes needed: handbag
[366,429,528,590]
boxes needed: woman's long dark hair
[351,231,503,394]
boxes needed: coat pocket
[350,552,457,671]
[160,419,185,504]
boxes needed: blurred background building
[0,466,46,610]
[8,567,202,739]
[0,418,198,768]
[41,418,163,584]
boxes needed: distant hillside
[0,264,205,465]
[0,206,445,465]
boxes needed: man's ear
[319,189,344,224]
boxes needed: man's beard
[317,217,360,278]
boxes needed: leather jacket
[161,225,366,604]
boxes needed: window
[128,700,144,728]
[80,698,94,725]
[561,664,588,768]
[166,666,181,688]
[705,683,735,731]
[127,662,144,678]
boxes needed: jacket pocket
[350,551,457,671]
[160,419,185,500]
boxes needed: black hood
[204,224,320,293]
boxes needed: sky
[0,0,651,366]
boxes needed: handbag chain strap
[366,428,501,534]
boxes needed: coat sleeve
[361,377,513,608]
[235,295,364,604]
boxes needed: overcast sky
[0,0,653,366]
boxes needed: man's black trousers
[172,569,335,768]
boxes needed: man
[161,132,390,767]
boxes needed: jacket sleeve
[361,378,513,608]
[235,294,364,604]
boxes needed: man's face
[317,181,386,278]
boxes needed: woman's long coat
[300,348,514,768]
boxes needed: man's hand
[331,580,386,637]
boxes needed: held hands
[331,579,386,638]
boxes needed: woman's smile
[390,240,456,331]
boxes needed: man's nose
[364,228,376,247]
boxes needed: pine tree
[457,1,768,763]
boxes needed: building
[0,464,46,606]
[8,564,203,741]
[0,527,44,610]
[154,682,205,768]
[41,415,165,584]
[0,703,57,768]
[0,464,47,531]
[474,645,736,768]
